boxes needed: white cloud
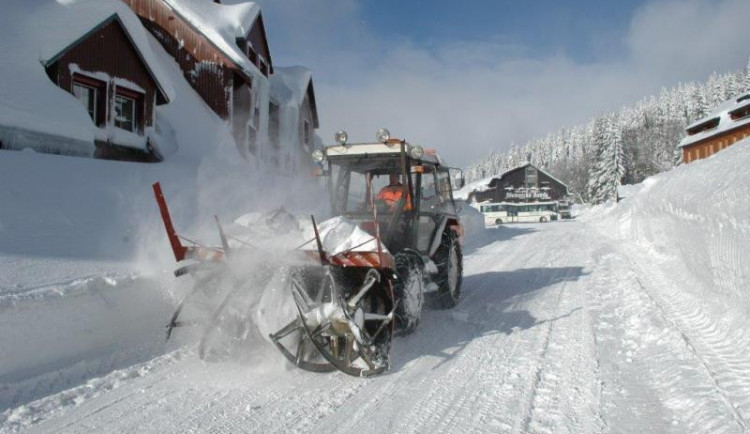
[627,0,750,82]
[260,0,750,167]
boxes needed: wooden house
[470,163,570,204]
[679,93,750,163]
[123,0,273,158]
[44,14,172,161]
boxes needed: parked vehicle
[558,200,572,219]
[476,201,559,225]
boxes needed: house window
[687,117,720,136]
[115,95,136,132]
[729,104,750,121]
[524,166,538,189]
[71,74,106,126]
[72,82,97,122]
[303,119,311,149]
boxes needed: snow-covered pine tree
[586,116,607,203]
[742,56,750,94]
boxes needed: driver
[376,174,412,212]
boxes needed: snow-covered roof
[270,66,319,127]
[679,93,750,149]
[489,162,570,193]
[271,67,312,107]
[162,0,263,79]
[0,0,175,143]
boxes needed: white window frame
[114,94,137,132]
[72,82,97,123]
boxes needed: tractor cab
[313,128,465,258]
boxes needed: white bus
[476,201,559,225]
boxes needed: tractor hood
[309,216,389,257]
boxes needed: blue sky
[359,0,647,62]
[256,0,750,167]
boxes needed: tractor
[154,128,465,377]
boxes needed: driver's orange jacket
[376,185,413,210]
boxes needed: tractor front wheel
[394,252,424,335]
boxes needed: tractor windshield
[328,157,410,217]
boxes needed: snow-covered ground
[1,137,749,432]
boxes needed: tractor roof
[324,142,441,165]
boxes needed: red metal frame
[152,182,188,262]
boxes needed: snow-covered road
[3,220,749,434]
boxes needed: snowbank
[593,139,750,342]
[0,273,176,409]
[453,175,492,201]
[456,199,486,240]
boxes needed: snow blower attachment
[153,183,398,377]
[268,215,398,376]
[153,128,467,377]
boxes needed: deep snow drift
[590,138,749,346]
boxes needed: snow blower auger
[268,216,397,377]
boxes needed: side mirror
[449,168,465,190]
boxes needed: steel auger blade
[269,265,395,377]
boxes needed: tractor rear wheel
[433,230,463,309]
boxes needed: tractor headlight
[334,130,348,145]
[376,128,390,143]
[409,145,424,159]
[311,149,324,162]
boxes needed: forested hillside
[466,59,750,203]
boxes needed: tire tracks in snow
[623,247,750,432]
[514,228,603,434]
[349,227,558,433]
[592,243,744,434]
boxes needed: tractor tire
[394,252,424,335]
[432,230,463,309]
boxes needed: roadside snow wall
[596,139,750,332]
